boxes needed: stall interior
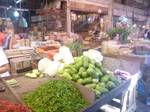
[71,11,109,49]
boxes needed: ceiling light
[14,10,19,17]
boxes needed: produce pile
[0,100,29,112]
[24,80,88,112]
[58,55,120,97]
[37,46,74,77]
[25,69,44,78]
[48,32,81,45]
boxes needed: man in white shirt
[0,47,10,77]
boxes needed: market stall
[0,65,139,112]
[1,74,132,112]
[0,0,150,112]
[0,47,140,112]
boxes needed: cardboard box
[10,77,95,111]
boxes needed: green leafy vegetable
[24,80,88,112]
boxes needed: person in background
[3,19,17,50]
[2,27,13,50]
[93,25,100,37]
[9,32,20,49]
[144,24,150,40]
[0,26,6,46]
[0,43,10,91]
[0,46,10,78]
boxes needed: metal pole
[46,0,48,32]
[132,0,135,25]
[66,0,71,38]
[108,0,114,28]
[4,9,7,19]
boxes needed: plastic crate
[36,45,59,59]
[38,49,58,59]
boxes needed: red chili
[0,100,30,112]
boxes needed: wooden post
[108,0,114,28]
[46,0,48,32]
[66,0,71,38]
[132,0,135,25]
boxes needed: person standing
[3,19,15,50]
[0,45,10,91]
[0,26,6,46]
[144,24,150,39]
[0,47,10,77]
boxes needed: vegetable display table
[0,78,23,104]
[4,76,48,97]
[84,73,140,112]
[103,55,144,74]
[3,73,140,112]
[84,79,130,112]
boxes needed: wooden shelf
[36,9,66,15]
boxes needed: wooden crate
[9,56,33,74]
[23,61,32,68]
[5,49,22,58]
[21,48,34,54]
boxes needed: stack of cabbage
[58,55,120,97]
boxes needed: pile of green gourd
[23,80,88,112]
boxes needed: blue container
[137,79,145,96]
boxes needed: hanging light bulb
[88,17,91,22]
[98,9,102,14]
[14,10,19,17]
[133,24,137,28]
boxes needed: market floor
[136,100,150,112]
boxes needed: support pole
[46,0,48,32]
[66,0,71,38]
[108,0,114,28]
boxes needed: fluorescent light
[14,10,19,17]
[16,0,22,4]
[133,24,137,27]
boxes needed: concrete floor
[136,100,150,112]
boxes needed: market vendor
[0,26,6,46]
[93,25,100,37]
[2,27,14,50]
[2,19,20,49]
[0,47,10,77]
[0,44,10,91]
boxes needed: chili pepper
[24,80,88,112]
[0,100,30,112]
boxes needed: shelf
[36,9,66,15]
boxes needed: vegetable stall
[0,0,148,112]
[0,47,139,112]
[1,72,132,112]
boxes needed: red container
[36,45,59,59]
